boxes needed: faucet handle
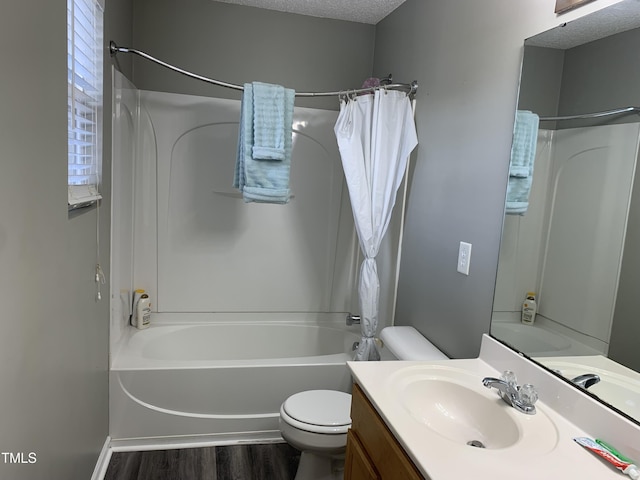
[501,370,518,387]
[518,383,538,406]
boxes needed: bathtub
[109,320,361,442]
[490,321,603,357]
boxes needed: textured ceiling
[527,0,640,49]
[213,0,407,24]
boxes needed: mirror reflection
[491,0,640,423]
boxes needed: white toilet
[278,326,448,480]
[379,325,448,361]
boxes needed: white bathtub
[109,321,361,441]
[490,321,602,357]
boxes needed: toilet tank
[379,326,448,361]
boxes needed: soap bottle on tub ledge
[133,291,151,330]
[130,289,145,326]
[521,292,537,325]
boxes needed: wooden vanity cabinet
[345,383,427,480]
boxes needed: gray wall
[559,27,640,127]
[519,46,565,130]
[0,1,132,479]
[131,0,376,110]
[520,27,640,130]
[373,0,618,358]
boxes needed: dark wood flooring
[104,443,301,480]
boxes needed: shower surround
[109,71,406,442]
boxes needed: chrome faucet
[571,373,601,389]
[482,371,538,415]
[346,313,361,326]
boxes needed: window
[67,0,104,209]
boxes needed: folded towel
[233,83,253,193]
[506,110,539,215]
[234,82,295,204]
[252,82,286,160]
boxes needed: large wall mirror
[491,0,640,424]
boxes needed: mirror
[491,0,640,424]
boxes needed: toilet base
[294,452,345,480]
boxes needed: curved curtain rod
[539,106,640,121]
[109,41,418,98]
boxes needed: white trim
[109,431,284,453]
[90,436,112,480]
[68,184,103,207]
[91,432,285,478]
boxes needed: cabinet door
[345,429,380,480]
[350,384,425,480]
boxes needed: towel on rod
[252,82,288,160]
[234,82,295,204]
[506,110,539,215]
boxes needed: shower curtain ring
[410,80,419,97]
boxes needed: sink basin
[386,365,559,454]
[400,378,519,448]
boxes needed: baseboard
[109,430,284,452]
[91,436,112,480]
[91,431,284,478]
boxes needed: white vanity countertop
[348,358,625,480]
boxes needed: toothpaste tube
[574,437,640,479]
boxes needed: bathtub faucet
[346,313,361,326]
[571,373,601,389]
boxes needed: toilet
[379,325,448,361]
[278,326,448,480]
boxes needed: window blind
[67,0,104,208]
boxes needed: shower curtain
[334,90,418,361]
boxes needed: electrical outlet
[457,241,472,275]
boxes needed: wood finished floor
[104,443,301,480]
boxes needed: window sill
[68,200,98,217]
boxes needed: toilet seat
[281,390,351,435]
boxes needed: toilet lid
[283,390,352,428]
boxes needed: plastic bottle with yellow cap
[521,292,537,325]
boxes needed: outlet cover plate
[457,241,472,275]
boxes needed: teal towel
[252,82,286,160]
[506,110,539,215]
[234,82,295,204]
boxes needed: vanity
[345,383,422,480]
[346,335,638,480]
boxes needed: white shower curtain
[334,90,418,361]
